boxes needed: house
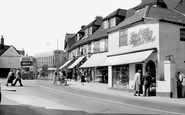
[66,9,127,82]
[104,0,185,97]
[0,35,21,77]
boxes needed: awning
[68,56,85,69]
[59,59,73,70]
[80,53,107,68]
[104,50,154,66]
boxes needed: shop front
[105,49,157,95]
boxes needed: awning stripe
[68,56,85,69]
[59,59,72,70]
[103,50,154,66]
[80,53,107,68]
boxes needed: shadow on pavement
[0,104,157,115]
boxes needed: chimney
[1,35,4,49]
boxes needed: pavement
[65,80,185,106]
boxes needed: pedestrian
[180,73,185,97]
[6,69,15,86]
[74,71,78,81]
[13,68,23,86]
[143,71,152,96]
[53,70,58,85]
[80,71,85,85]
[176,71,182,98]
[133,70,142,96]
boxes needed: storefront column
[163,60,176,98]
[108,66,113,87]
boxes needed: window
[85,28,89,37]
[110,18,116,28]
[119,29,128,46]
[180,28,185,41]
[103,20,109,29]
[89,27,92,35]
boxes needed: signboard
[21,61,32,66]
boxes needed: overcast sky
[0,0,141,56]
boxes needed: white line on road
[39,85,185,115]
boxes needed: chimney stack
[1,35,4,49]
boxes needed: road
[0,79,185,115]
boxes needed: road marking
[39,85,185,115]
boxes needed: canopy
[104,50,154,66]
[80,53,107,68]
[68,56,85,69]
[59,59,73,70]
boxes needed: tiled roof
[147,6,185,24]
[68,24,108,52]
[85,16,103,28]
[108,7,147,33]
[109,5,185,33]
[102,9,127,21]
[133,0,167,10]
[0,45,11,56]
[65,33,75,42]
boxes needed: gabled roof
[102,9,127,21]
[65,33,75,42]
[0,45,20,56]
[109,5,185,33]
[0,45,10,55]
[133,0,167,10]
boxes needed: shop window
[180,28,185,41]
[119,29,128,47]
[112,65,129,89]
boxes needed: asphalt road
[0,79,185,115]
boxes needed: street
[0,79,185,115]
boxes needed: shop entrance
[146,60,156,96]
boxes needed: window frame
[180,28,185,41]
[119,29,128,47]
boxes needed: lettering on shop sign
[129,27,156,47]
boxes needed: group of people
[6,68,23,86]
[53,70,66,85]
[133,70,153,96]
[176,71,185,98]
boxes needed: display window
[112,65,129,88]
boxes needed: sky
[0,0,141,56]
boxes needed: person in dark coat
[6,69,15,86]
[13,68,23,86]
[143,71,152,96]
[80,71,85,85]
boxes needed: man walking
[13,68,23,86]
[133,70,141,96]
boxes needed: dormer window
[103,20,109,29]
[110,18,116,28]
[85,28,89,37]
[89,27,93,35]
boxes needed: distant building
[34,50,67,69]
[0,35,22,77]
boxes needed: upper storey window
[85,29,89,37]
[103,20,109,29]
[110,18,116,28]
[89,27,93,35]
[103,17,116,29]
[180,28,185,41]
[119,29,128,47]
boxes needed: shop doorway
[146,60,156,96]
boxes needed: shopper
[6,69,15,86]
[53,70,58,85]
[176,71,182,98]
[13,68,23,86]
[181,73,185,97]
[133,70,141,96]
[143,71,152,96]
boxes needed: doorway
[146,60,156,96]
